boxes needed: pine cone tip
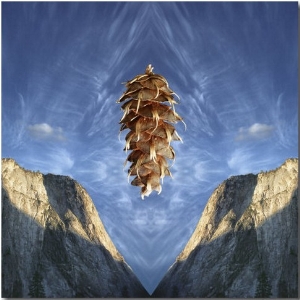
[145,64,154,75]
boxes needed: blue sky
[2,2,298,293]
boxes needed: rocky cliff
[153,158,298,298]
[2,158,149,297]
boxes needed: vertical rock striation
[2,158,149,297]
[153,158,298,298]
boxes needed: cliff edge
[153,158,298,298]
[2,158,149,297]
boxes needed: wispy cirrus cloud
[227,148,254,174]
[270,93,298,150]
[227,146,281,175]
[28,123,67,142]
[48,148,74,174]
[23,147,74,175]
[235,123,274,142]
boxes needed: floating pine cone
[117,64,184,199]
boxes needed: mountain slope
[152,158,298,298]
[2,158,149,297]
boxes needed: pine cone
[117,64,184,199]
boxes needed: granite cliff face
[2,158,149,297]
[153,158,298,298]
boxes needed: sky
[2,2,298,294]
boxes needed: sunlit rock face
[152,158,298,298]
[2,158,149,298]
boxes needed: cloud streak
[227,146,282,176]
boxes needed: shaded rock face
[153,158,298,298]
[2,158,149,298]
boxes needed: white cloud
[27,123,66,141]
[235,123,274,141]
